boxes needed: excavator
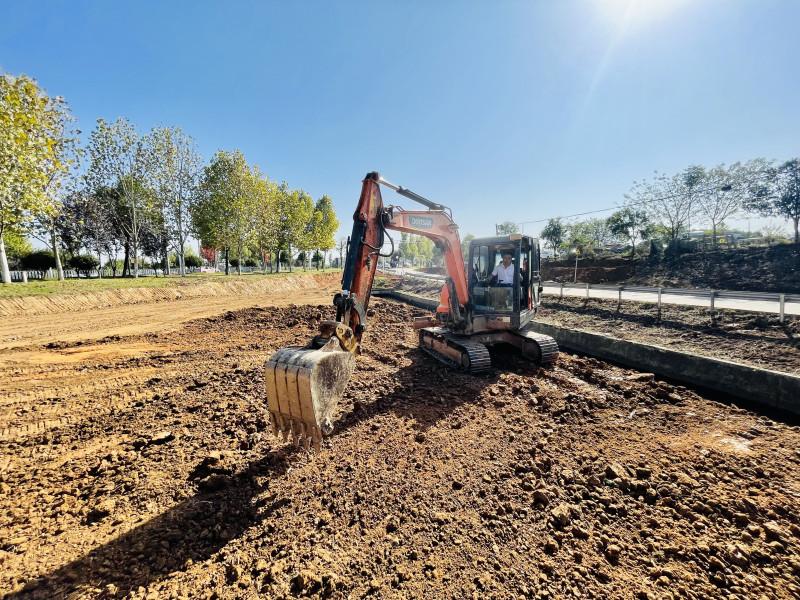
[264,172,558,450]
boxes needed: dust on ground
[1,297,799,600]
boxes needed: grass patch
[0,269,341,299]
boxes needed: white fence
[7,267,202,281]
[544,282,800,323]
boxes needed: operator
[488,251,515,287]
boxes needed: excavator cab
[467,235,542,332]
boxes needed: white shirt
[491,262,515,284]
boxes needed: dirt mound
[0,273,340,318]
[2,301,799,600]
[633,244,800,293]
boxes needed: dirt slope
[0,274,340,350]
[1,300,799,600]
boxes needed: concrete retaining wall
[376,288,800,415]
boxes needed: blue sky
[2,0,799,239]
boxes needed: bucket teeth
[265,341,356,452]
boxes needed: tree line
[0,72,339,283]
[538,158,800,258]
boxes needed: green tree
[86,118,154,277]
[750,159,800,243]
[564,221,594,255]
[20,249,55,271]
[196,150,258,275]
[252,175,276,272]
[607,207,651,257]
[5,226,33,269]
[291,190,315,271]
[69,254,99,278]
[309,194,338,270]
[540,218,565,258]
[496,221,519,235]
[149,126,203,276]
[0,73,73,283]
[461,233,475,263]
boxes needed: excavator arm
[337,172,469,343]
[265,171,467,450]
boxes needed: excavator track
[419,328,491,374]
[511,329,559,365]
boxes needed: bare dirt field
[1,280,800,600]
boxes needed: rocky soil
[1,300,800,600]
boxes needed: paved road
[542,285,800,316]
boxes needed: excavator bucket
[264,338,356,452]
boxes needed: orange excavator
[265,172,558,450]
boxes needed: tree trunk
[288,246,293,272]
[0,234,11,284]
[50,226,64,281]
[237,243,242,276]
[132,238,139,278]
[225,247,229,275]
[123,243,130,277]
[97,250,102,278]
[794,218,799,244]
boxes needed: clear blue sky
[2,0,798,238]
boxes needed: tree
[0,73,73,284]
[626,167,701,243]
[308,194,338,270]
[540,218,565,258]
[496,221,519,235]
[3,226,33,269]
[149,126,203,276]
[86,118,153,277]
[750,159,800,243]
[196,150,257,275]
[69,254,99,278]
[461,233,475,263]
[564,221,594,255]
[291,190,315,271]
[20,249,55,271]
[607,207,651,257]
[695,163,745,248]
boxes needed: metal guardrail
[545,281,798,323]
[390,270,798,323]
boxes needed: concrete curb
[376,288,800,415]
[526,321,800,415]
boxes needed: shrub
[244,258,258,267]
[69,254,100,277]
[184,255,202,268]
[20,250,56,271]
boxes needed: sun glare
[590,0,692,30]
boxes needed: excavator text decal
[408,215,434,229]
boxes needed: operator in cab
[488,251,515,287]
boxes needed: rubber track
[419,328,491,374]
